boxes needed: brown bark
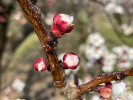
[17,0,66,89]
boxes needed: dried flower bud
[100,86,112,99]
[34,57,47,71]
[63,52,80,69]
[51,13,74,37]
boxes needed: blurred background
[0,0,133,100]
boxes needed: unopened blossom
[63,52,80,69]
[64,62,80,75]
[100,86,112,99]
[34,57,47,71]
[87,32,105,47]
[60,53,80,75]
[51,13,74,37]
[112,81,127,100]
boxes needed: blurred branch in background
[93,0,133,46]
[0,0,14,93]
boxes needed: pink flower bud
[63,53,80,69]
[100,86,112,99]
[51,13,74,37]
[34,57,47,71]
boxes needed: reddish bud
[51,13,74,37]
[34,57,47,71]
[100,86,112,99]
[63,52,80,69]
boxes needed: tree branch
[17,0,66,88]
[74,68,133,98]
[17,0,133,100]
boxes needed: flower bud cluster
[63,52,80,69]
[34,57,47,72]
[99,82,112,99]
[51,13,74,37]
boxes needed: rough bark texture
[17,0,66,88]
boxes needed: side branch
[17,0,66,88]
[75,67,133,98]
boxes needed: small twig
[74,69,133,98]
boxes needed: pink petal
[53,14,61,25]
